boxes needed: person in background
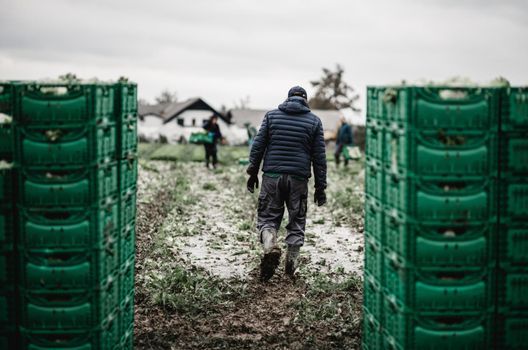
[334,116,354,167]
[246,86,327,281]
[203,115,222,169]
[246,123,258,147]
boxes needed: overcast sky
[1,0,527,114]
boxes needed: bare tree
[233,96,251,109]
[309,64,360,112]
[138,98,150,107]
[155,89,178,104]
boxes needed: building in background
[227,108,345,142]
[139,100,366,148]
[138,98,247,144]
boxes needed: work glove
[247,174,259,193]
[314,187,327,206]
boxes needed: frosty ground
[134,145,365,349]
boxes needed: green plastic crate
[498,224,528,266]
[378,87,500,130]
[115,83,138,123]
[364,234,383,279]
[118,292,134,336]
[497,265,528,311]
[382,308,491,350]
[118,119,137,159]
[20,275,119,330]
[385,174,496,222]
[20,204,119,251]
[0,123,13,159]
[365,119,384,161]
[0,290,17,327]
[15,83,116,125]
[120,187,137,227]
[500,133,528,175]
[363,307,382,350]
[379,87,411,123]
[383,250,494,312]
[0,248,16,286]
[238,158,250,166]
[363,271,383,319]
[0,330,18,350]
[119,257,134,301]
[119,157,138,192]
[116,324,133,350]
[385,125,497,177]
[0,206,16,249]
[365,196,383,243]
[19,164,118,207]
[0,83,14,115]
[115,82,138,162]
[500,179,528,220]
[501,87,528,131]
[16,123,117,167]
[413,87,499,129]
[120,222,135,264]
[365,157,384,201]
[366,87,383,121]
[0,167,15,203]
[20,246,119,291]
[189,132,213,145]
[384,212,494,267]
[20,313,120,349]
[495,313,528,350]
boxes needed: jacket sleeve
[312,119,327,189]
[247,113,270,175]
[347,125,354,145]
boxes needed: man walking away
[335,116,354,167]
[246,86,327,281]
[203,115,222,169]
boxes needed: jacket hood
[278,96,311,114]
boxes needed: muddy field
[134,145,365,349]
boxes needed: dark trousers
[204,143,218,167]
[335,143,349,166]
[257,174,308,247]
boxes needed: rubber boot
[260,228,281,281]
[285,245,300,277]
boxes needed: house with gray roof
[226,108,344,141]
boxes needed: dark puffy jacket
[248,96,327,189]
[203,121,222,144]
[337,123,353,145]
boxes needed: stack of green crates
[496,87,528,349]
[0,81,137,350]
[115,82,138,350]
[0,82,17,350]
[364,86,500,349]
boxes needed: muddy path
[134,160,365,349]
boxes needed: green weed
[292,272,362,339]
[237,220,253,231]
[313,218,325,225]
[148,264,246,315]
[202,182,217,191]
